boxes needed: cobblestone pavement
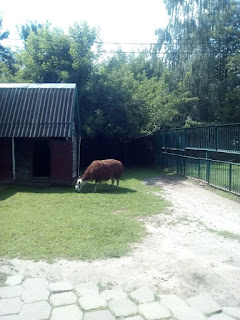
[1,275,240,320]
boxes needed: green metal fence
[155,123,240,153]
[160,152,240,196]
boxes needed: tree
[15,22,101,87]
[15,27,72,83]
[17,21,51,41]
[81,52,143,139]
[0,17,15,77]
[156,0,240,125]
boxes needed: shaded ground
[1,175,240,306]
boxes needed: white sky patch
[1,0,169,52]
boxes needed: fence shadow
[144,171,187,187]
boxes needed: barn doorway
[33,140,51,177]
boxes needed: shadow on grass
[0,185,17,201]
[78,186,136,194]
[0,183,136,200]
[0,167,184,200]
[142,170,187,186]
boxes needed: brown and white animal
[75,159,124,193]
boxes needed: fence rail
[159,152,240,196]
[155,123,240,154]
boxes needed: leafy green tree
[81,52,144,138]
[80,50,197,138]
[15,22,101,86]
[0,17,15,81]
[17,21,51,41]
[15,27,72,83]
[156,0,240,125]
[135,72,197,133]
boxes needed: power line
[2,45,225,56]
[2,44,223,55]
[2,38,229,56]
[3,38,231,46]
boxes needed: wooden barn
[0,83,80,186]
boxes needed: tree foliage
[15,22,100,88]
[0,18,15,81]
[17,20,51,41]
[156,0,240,124]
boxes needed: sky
[1,0,169,53]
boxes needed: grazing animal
[75,159,124,193]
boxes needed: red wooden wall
[50,140,73,185]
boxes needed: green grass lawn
[0,168,168,261]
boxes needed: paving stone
[130,287,155,304]
[0,315,21,320]
[5,275,23,286]
[79,294,107,311]
[187,295,221,315]
[124,316,145,320]
[75,282,99,297]
[0,298,23,316]
[222,307,240,320]
[22,278,50,303]
[108,299,138,317]
[22,277,48,290]
[0,286,23,298]
[159,294,188,309]
[84,310,116,320]
[20,301,51,320]
[50,305,83,320]
[49,281,73,293]
[50,291,77,306]
[138,301,171,320]
[208,314,237,320]
[22,288,50,303]
[101,287,127,301]
[171,305,207,320]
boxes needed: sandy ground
[1,176,240,306]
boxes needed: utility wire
[3,38,232,46]
[1,45,224,55]
[2,39,230,55]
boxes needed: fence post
[183,156,186,176]
[206,159,211,184]
[215,126,218,151]
[198,158,201,180]
[164,130,167,149]
[229,163,232,191]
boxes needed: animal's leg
[116,179,119,189]
[110,178,115,189]
[94,181,102,193]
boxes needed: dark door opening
[33,140,50,177]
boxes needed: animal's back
[107,159,124,179]
[83,159,123,181]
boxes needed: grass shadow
[78,186,136,194]
[0,185,17,201]
[0,183,136,199]
[1,167,179,199]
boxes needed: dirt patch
[1,177,240,306]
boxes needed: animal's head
[75,178,87,192]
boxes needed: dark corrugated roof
[0,83,79,138]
